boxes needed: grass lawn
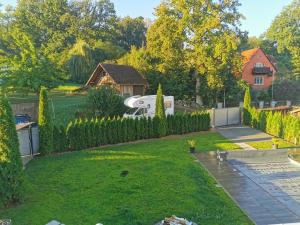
[8,84,87,125]
[289,149,300,163]
[0,132,251,225]
[246,140,297,150]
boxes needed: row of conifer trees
[53,112,210,152]
[243,87,300,144]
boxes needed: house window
[254,76,264,85]
[255,62,264,68]
[122,85,133,96]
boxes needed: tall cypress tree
[38,87,54,155]
[155,84,167,137]
[243,87,252,126]
[0,96,24,207]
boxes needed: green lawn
[8,84,87,125]
[0,132,251,225]
[289,149,300,163]
[246,140,297,150]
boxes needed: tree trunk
[195,75,203,106]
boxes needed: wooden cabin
[86,64,147,97]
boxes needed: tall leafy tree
[146,0,243,105]
[0,29,63,93]
[68,0,118,42]
[38,87,54,155]
[67,40,94,83]
[14,0,71,62]
[117,16,147,50]
[266,0,300,79]
[0,96,24,207]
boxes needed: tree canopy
[266,0,300,79]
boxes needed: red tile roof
[241,48,259,65]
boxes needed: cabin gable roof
[86,64,147,86]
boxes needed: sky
[1,0,293,37]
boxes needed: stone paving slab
[216,125,272,144]
[195,150,300,225]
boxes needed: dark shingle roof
[101,64,146,85]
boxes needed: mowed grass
[0,132,251,225]
[246,140,297,150]
[289,149,300,163]
[8,84,87,125]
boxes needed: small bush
[88,87,126,118]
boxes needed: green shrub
[53,126,67,152]
[155,84,167,137]
[258,111,267,131]
[0,96,24,207]
[243,87,252,126]
[38,87,54,155]
[100,118,107,145]
[121,118,128,142]
[147,117,154,138]
[66,120,75,150]
[64,112,210,151]
[88,87,126,118]
[249,107,299,145]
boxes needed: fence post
[210,108,216,128]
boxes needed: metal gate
[210,107,241,127]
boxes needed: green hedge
[248,107,300,145]
[62,112,210,152]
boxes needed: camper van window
[126,108,138,114]
[135,108,144,116]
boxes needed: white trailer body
[123,95,174,118]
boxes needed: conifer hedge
[38,87,54,155]
[0,96,24,207]
[243,87,252,126]
[248,107,300,145]
[62,112,210,152]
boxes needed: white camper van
[123,95,174,118]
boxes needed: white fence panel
[228,107,240,125]
[215,108,228,127]
[210,107,240,127]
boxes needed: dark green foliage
[88,87,126,118]
[248,108,300,145]
[155,84,167,137]
[100,118,107,146]
[66,121,75,150]
[243,87,252,126]
[38,87,54,155]
[0,96,24,207]
[64,112,210,151]
[258,111,267,131]
[147,117,154,138]
[153,116,161,138]
[121,118,128,143]
[53,125,67,152]
[106,118,112,144]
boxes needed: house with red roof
[241,48,277,90]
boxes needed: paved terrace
[216,125,272,150]
[195,149,300,225]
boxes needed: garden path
[195,149,300,225]
[216,125,272,150]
